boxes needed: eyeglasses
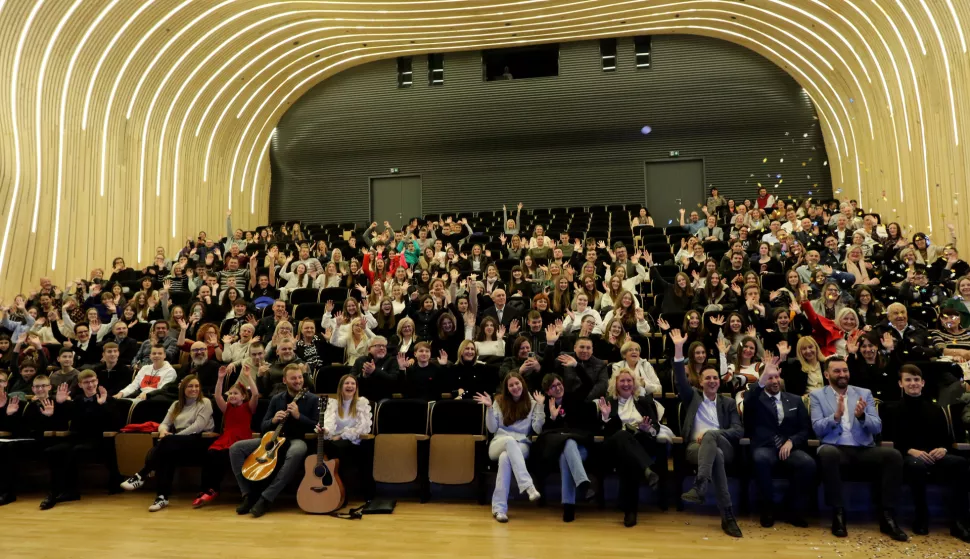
[34,384,51,388]
[191,349,207,354]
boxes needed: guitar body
[297,455,346,514]
[242,431,287,482]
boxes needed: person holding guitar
[229,363,319,517]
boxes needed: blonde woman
[313,261,341,290]
[611,341,661,396]
[598,368,664,527]
[330,316,373,365]
[320,374,373,447]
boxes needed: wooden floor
[1,494,966,559]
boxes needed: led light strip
[230,22,857,209]
[1,0,44,278]
[33,0,83,234]
[894,0,927,55]
[97,0,183,202]
[833,0,906,200]
[871,0,929,218]
[918,0,959,146]
[944,0,967,53]
[810,0,888,140]
[155,11,313,237]
[811,99,845,185]
[81,0,157,131]
[207,0,864,183]
[53,0,122,269]
[843,0,910,150]
[251,130,277,214]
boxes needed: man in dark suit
[547,336,608,402]
[671,329,744,538]
[876,303,938,360]
[255,300,289,340]
[743,345,815,528]
[481,289,522,329]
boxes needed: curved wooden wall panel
[0,0,968,297]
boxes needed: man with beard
[130,322,179,368]
[810,356,908,541]
[185,341,222,393]
[262,339,305,398]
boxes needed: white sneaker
[148,496,169,512]
[526,486,541,502]
[493,512,509,523]
[121,474,144,491]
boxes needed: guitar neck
[316,398,327,466]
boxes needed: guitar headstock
[318,396,327,423]
[294,388,308,401]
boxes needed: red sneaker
[192,490,218,508]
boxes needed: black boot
[39,494,58,510]
[250,497,271,518]
[721,507,743,538]
[0,493,16,506]
[879,509,910,542]
[563,504,575,523]
[623,510,638,527]
[831,507,847,537]
[235,494,254,515]
[950,519,970,543]
[759,502,775,528]
[576,480,595,502]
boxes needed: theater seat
[428,400,487,499]
[372,399,430,500]
[114,398,171,476]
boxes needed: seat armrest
[954,443,970,451]
[103,431,119,438]
[671,436,684,444]
[808,440,820,447]
[202,432,219,439]
[740,438,750,446]
[879,441,894,449]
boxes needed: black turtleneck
[881,394,951,455]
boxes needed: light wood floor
[0,494,965,559]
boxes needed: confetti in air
[779,158,784,163]
[777,174,782,178]
[823,161,828,166]
[640,126,653,135]
[763,158,768,163]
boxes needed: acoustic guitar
[297,398,346,514]
[242,388,308,482]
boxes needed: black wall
[270,34,832,224]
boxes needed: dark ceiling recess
[482,44,560,81]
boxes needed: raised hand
[222,335,234,346]
[473,392,493,407]
[437,350,449,366]
[334,311,345,326]
[656,317,670,331]
[669,328,687,347]
[532,390,545,407]
[96,386,108,405]
[397,351,408,370]
[509,319,520,335]
[709,314,725,327]
[40,399,55,417]
[776,340,790,359]
[881,331,895,352]
[557,354,578,368]
[55,383,70,404]
[5,396,19,416]
[545,323,560,344]
[715,337,730,355]
[361,360,376,376]
[597,397,611,420]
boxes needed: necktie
[773,395,784,425]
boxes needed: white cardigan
[323,397,372,444]
[611,359,662,396]
[595,312,651,336]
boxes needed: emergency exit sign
[669,150,680,157]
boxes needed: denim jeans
[559,440,589,505]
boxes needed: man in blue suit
[809,355,908,541]
[743,347,815,528]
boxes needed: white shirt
[617,397,643,425]
[691,395,720,440]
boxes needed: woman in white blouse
[611,341,662,397]
[475,372,545,523]
[319,375,374,495]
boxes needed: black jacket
[352,354,400,402]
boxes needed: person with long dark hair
[475,372,544,523]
